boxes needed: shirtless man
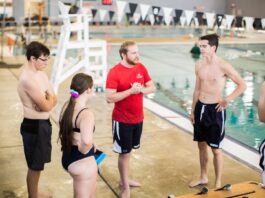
[17,41,57,198]
[189,34,246,188]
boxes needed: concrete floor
[0,32,264,197]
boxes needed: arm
[223,62,246,102]
[105,82,141,103]
[78,110,94,154]
[140,80,156,94]
[23,79,56,112]
[216,62,246,111]
[190,63,201,124]
[258,82,265,122]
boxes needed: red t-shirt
[106,63,151,123]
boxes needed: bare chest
[198,66,225,83]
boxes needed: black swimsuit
[62,108,95,171]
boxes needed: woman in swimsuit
[59,73,97,198]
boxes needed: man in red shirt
[105,41,155,198]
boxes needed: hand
[216,98,229,112]
[190,112,195,124]
[93,144,98,152]
[130,82,142,94]
[33,103,41,112]
[45,90,51,100]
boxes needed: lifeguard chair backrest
[58,1,71,16]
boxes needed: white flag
[116,1,127,23]
[99,10,107,22]
[243,16,254,30]
[184,10,194,26]
[163,7,173,26]
[205,12,215,29]
[262,18,265,29]
[225,15,234,29]
[139,4,150,20]
[133,13,141,24]
[148,14,155,25]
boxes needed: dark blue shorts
[193,101,226,149]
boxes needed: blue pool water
[106,43,265,151]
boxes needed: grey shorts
[20,118,52,171]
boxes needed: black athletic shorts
[259,139,265,170]
[193,101,226,149]
[20,118,52,171]
[112,120,143,154]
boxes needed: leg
[189,142,209,187]
[69,157,98,198]
[119,153,131,198]
[212,148,223,188]
[27,169,40,198]
[27,169,51,198]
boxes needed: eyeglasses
[38,57,49,62]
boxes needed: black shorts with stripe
[259,139,265,170]
[193,100,226,149]
[112,120,143,154]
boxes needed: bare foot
[119,180,141,188]
[189,179,208,188]
[121,188,130,198]
[215,181,221,188]
[38,194,52,198]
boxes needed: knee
[212,148,222,156]
[198,142,207,151]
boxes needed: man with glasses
[17,41,57,198]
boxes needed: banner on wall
[235,16,243,28]
[148,14,155,25]
[139,4,150,21]
[129,3,138,16]
[152,6,162,24]
[205,12,215,29]
[99,9,107,22]
[184,10,194,26]
[261,18,265,29]
[243,16,254,30]
[133,13,141,24]
[196,12,204,25]
[174,9,183,25]
[216,14,224,27]
[116,1,127,23]
[91,9,97,19]
[253,18,262,29]
[162,7,173,26]
[109,11,115,22]
[225,14,234,29]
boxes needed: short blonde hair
[119,41,136,59]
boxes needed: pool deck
[0,27,264,197]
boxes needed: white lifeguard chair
[51,1,107,93]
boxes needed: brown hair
[200,34,219,52]
[59,73,93,153]
[119,41,136,59]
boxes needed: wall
[45,0,227,18]
[226,0,265,18]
